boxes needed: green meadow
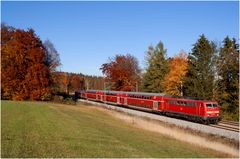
[1,100,230,158]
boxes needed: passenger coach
[76,90,221,124]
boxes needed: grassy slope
[1,101,230,158]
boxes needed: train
[75,90,221,124]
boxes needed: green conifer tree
[143,41,169,93]
[183,35,216,99]
[217,36,239,120]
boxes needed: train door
[124,98,127,105]
[158,97,166,111]
[165,99,169,111]
[117,97,120,104]
[197,102,204,116]
[153,101,159,110]
[103,95,106,102]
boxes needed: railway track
[220,120,239,126]
[210,120,239,132]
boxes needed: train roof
[82,90,215,101]
[85,89,171,97]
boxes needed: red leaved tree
[100,54,141,91]
[1,25,51,100]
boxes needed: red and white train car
[77,90,221,124]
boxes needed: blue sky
[1,1,239,76]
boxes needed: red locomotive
[76,90,221,124]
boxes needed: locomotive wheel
[204,119,210,125]
[212,119,218,124]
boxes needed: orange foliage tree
[1,25,51,100]
[100,54,141,91]
[162,51,188,96]
[71,75,81,90]
[52,72,86,94]
[63,72,71,94]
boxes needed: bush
[52,92,76,105]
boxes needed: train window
[170,100,175,104]
[206,103,218,107]
[206,103,212,108]
[213,103,218,107]
[170,100,177,104]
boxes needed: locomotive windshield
[206,103,218,108]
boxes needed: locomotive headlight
[207,111,213,114]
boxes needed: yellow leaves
[163,51,188,96]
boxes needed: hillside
[1,101,231,157]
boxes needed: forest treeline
[101,36,239,121]
[1,24,104,101]
[1,24,239,120]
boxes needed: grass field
[1,100,231,158]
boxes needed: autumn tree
[1,25,51,100]
[71,74,82,90]
[84,75,104,90]
[183,34,217,99]
[143,41,169,93]
[1,24,15,99]
[1,23,15,44]
[162,51,188,96]
[42,39,61,94]
[52,72,104,93]
[43,39,61,72]
[216,36,239,120]
[100,54,141,91]
[63,72,72,94]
